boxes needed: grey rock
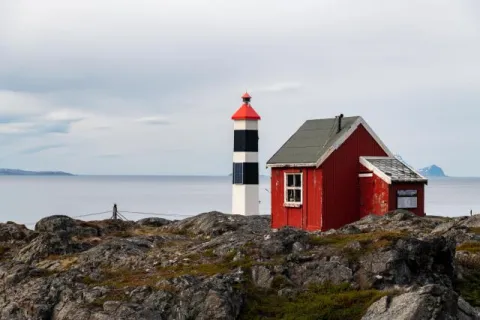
[251,265,273,288]
[362,284,479,320]
[137,217,171,227]
[163,211,270,237]
[35,215,99,238]
[290,260,353,286]
[0,210,478,320]
[431,221,456,234]
[0,222,36,242]
[14,232,86,264]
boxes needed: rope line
[18,208,196,226]
[120,210,193,217]
[71,211,111,218]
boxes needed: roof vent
[337,114,344,133]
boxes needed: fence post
[112,203,118,220]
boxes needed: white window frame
[284,172,303,207]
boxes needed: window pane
[287,174,294,187]
[294,174,301,187]
[233,163,243,184]
[287,189,295,202]
[294,189,301,202]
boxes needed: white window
[284,172,303,206]
[397,190,418,209]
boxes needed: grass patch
[239,281,390,320]
[457,270,480,307]
[457,242,480,253]
[43,254,78,270]
[468,228,480,235]
[308,231,407,263]
[82,257,254,289]
[111,231,132,238]
[204,248,216,258]
[309,231,407,248]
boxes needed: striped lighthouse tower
[231,92,261,216]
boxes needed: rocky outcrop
[0,210,479,319]
[362,284,479,320]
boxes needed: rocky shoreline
[0,210,480,319]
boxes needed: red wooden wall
[321,124,388,231]
[270,167,322,231]
[359,174,390,218]
[389,183,425,217]
[269,124,424,231]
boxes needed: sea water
[0,175,476,228]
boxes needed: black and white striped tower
[231,92,261,216]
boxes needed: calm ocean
[0,175,476,229]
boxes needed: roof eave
[359,156,392,184]
[266,162,316,168]
[391,179,429,185]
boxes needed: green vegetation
[239,282,389,320]
[204,248,216,257]
[457,242,480,253]
[457,271,480,307]
[308,231,408,263]
[82,255,254,289]
[468,227,480,235]
[309,231,407,248]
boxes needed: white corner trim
[315,117,394,168]
[359,156,392,184]
[358,173,373,178]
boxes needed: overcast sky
[1,0,479,176]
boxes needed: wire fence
[21,205,196,227]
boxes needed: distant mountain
[394,155,447,178]
[418,165,447,177]
[0,169,74,176]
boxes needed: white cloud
[135,116,171,125]
[256,82,303,93]
[0,0,479,175]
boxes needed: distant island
[418,165,447,177]
[394,155,447,178]
[0,169,74,176]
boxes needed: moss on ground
[239,282,389,320]
[309,231,407,248]
[468,227,480,235]
[82,256,254,289]
[457,270,480,307]
[308,231,407,263]
[457,242,480,253]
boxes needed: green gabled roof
[266,116,362,166]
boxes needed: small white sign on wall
[397,190,418,209]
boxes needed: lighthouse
[231,92,261,216]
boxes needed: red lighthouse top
[231,92,261,120]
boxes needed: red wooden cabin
[266,115,428,231]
